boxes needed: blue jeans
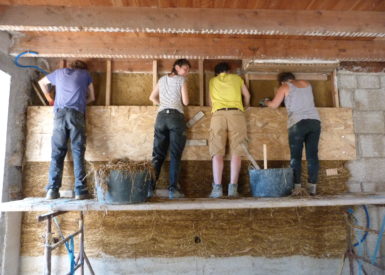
[288,119,321,184]
[47,108,88,194]
[151,109,187,191]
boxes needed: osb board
[89,73,200,106]
[24,106,355,162]
[20,207,347,258]
[22,161,348,199]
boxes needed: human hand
[49,100,54,106]
[258,98,270,107]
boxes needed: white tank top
[284,82,320,128]
[158,75,186,114]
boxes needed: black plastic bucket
[249,168,294,197]
[95,170,150,204]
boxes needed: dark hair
[277,72,295,84]
[171,59,191,75]
[214,62,230,76]
[70,60,88,70]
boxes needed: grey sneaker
[307,183,317,196]
[169,188,185,199]
[46,189,60,200]
[228,183,239,197]
[209,184,223,198]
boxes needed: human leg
[304,120,321,195]
[151,113,170,193]
[68,109,88,198]
[47,109,69,198]
[209,112,227,198]
[288,121,305,186]
[168,112,186,197]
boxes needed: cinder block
[353,112,385,134]
[381,76,385,88]
[338,74,356,89]
[354,89,385,111]
[358,135,385,157]
[346,159,385,182]
[339,88,354,108]
[357,75,380,89]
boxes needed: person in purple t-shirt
[38,60,95,200]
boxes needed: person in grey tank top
[264,72,321,195]
[149,59,191,199]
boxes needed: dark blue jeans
[288,119,321,184]
[152,109,187,191]
[47,108,88,194]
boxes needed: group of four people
[39,59,321,200]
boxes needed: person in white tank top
[264,72,321,196]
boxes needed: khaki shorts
[209,110,247,157]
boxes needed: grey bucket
[249,168,294,197]
[95,170,151,204]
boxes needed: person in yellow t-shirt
[208,62,250,198]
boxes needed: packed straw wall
[21,160,349,258]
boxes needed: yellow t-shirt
[209,73,244,113]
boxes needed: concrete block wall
[338,72,385,193]
[338,71,385,272]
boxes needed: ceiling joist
[0,6,384,38]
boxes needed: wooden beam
[105,59,112,106]
[2,193,385,212]
[59,59,66,68]
[248,73,329,81]
[1,6,384,38]
[152,60,158,91]
[11,32,385,61]
[198,59,204,106]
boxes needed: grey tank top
[284,82,320,128]
[158,75,186,114]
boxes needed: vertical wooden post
[79,211,84,275]
[331,69,340,107]
[153,60,158,90]
[105,59,112,106]
[244,73,250,89]
[199,59,204,106]
[44,217,52,275]
[59,59,67,68]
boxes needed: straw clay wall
[21,71,349,259]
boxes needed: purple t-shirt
[47,68,92,114]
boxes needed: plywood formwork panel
[24,106,355,162]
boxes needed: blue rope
[347,205,370,247]
[68,236,75,275]
[370,214,385,264]
[13,50,49,75]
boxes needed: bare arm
[87,83,95,104]
[181,82,189,106]
[149,83,160,105]
[38,76,54,105]
[265,83,288,109]
[241,83,251,108]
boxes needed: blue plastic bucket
[95,170,150,204]
[249,168,293,197]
